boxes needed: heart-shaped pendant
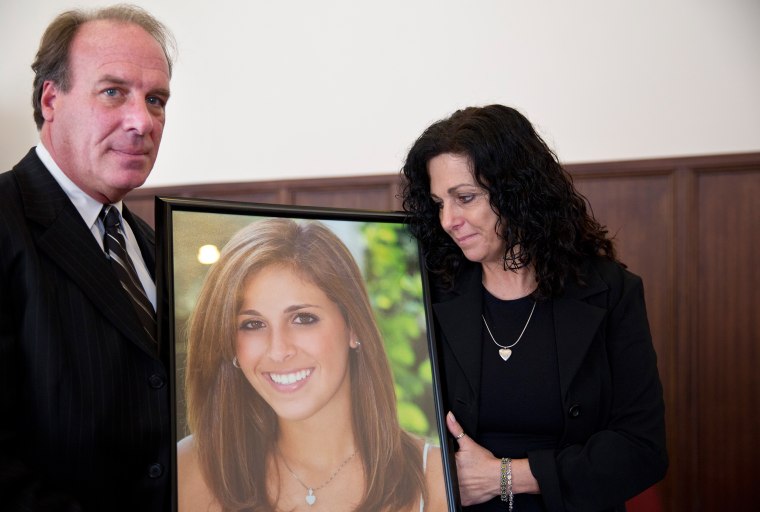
[498,348,512,361]
[305,489,316,505]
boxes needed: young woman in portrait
[178,218,447,512]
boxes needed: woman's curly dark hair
[401,104,617,299]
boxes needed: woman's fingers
[447,411,468,443]
[447,411,501,505]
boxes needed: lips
[266,368,313,388]
[112,147,150,156]
[454,233,477,245]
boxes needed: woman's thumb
[447,411,467,442]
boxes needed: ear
[40,80,59,122]
[349,330,361,349]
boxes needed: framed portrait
[156,197,458,512]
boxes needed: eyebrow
[447,184,481,194]
[431,184,482,198]
[98,75,129,86]
[237,304,321,316]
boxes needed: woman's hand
[446,412,541,504]
[446,412,503,506]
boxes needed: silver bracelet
[500,457,514,511]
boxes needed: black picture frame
[156,197,458,511]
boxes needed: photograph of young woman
[177,217,448,512]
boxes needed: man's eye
[103,88,119,97]
[239,319,265,331]
[147,96,166,108]
[293,313,318,325]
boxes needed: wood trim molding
[129,152,760,205]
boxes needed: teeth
[270,369,312,385]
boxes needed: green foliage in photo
[361,222,437,439]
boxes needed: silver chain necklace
[279,450,356,506]
[481,300,537,362]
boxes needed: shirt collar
[35,143,123,229]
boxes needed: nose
[267,330,296,362]
[439,202,461,232]
[123,98,155,135]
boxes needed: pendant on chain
[279,450,356,507]
[482,300,537,362]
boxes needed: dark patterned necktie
[100,205,157,345]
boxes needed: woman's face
[234,264,357,423]
[428,152,507,266]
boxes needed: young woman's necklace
[481,300,537,362]
[279,450,356,506]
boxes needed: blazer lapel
[14,150,156,357]
[552,266,608,401]
[433,265,484,433]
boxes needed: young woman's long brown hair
[185,218,427,511]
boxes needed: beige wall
[2,0,759,186]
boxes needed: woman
[401,105,667,512]
[178,218,446,512]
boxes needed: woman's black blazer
[431,257,668,512]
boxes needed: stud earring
[232,356,240,368]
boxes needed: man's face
[40,20,171,203]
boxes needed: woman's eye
[239,319,265,331]
[458,194,475,204]
[293,313,318,325]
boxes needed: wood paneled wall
[568,153,760,511]
[126,152,760,511]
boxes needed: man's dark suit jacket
[433,258,668,512]
[0,149,170,511]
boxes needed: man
[0,5,175,510]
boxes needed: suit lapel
[14,150,156,357]
[433,265,484,433]
[552,266,608,401]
